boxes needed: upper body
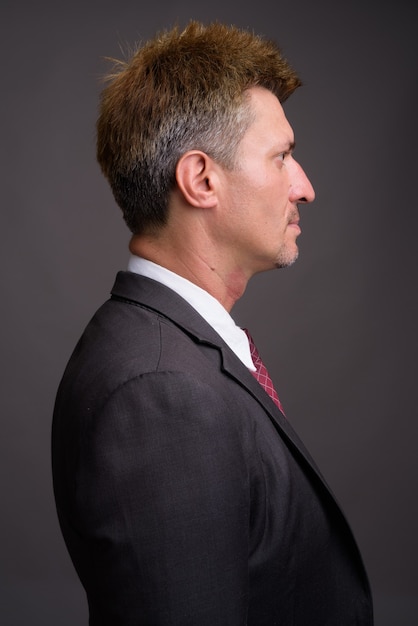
[52,20,373,625]
[52,269,373,625]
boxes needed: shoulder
[55,295,245,430]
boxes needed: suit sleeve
[70,370,251,625]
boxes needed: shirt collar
[127,254,255,370]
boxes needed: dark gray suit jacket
[52,271,373,625]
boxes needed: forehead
[245,86,294,147]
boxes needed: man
[52,21,373,625]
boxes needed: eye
[276,149,294,165]
[276,151,289,165]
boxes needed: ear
[175,151,218,209]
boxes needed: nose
[289,159,315,204]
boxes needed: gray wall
[1,0,417,623]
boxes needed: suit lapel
[216,345,334,488]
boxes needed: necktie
[244,329,286,416]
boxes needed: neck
[129,232,248,312]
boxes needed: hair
[96,20,301,234]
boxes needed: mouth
[288,216,300,228]
[288,211,301,232]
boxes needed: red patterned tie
[244,329,286,416]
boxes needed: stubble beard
[274,245,299,269]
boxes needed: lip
[288,220,301,233]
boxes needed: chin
[275,247,299,269]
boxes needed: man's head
[96,21,302,235]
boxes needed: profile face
[217,87,315,277]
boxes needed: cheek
[266,195,290,229]
[265,176,289,207]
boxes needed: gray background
[1,0,417,624]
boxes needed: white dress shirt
[127,255,255,371]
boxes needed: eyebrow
[271,140,295,155]
[275,140,295,154]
